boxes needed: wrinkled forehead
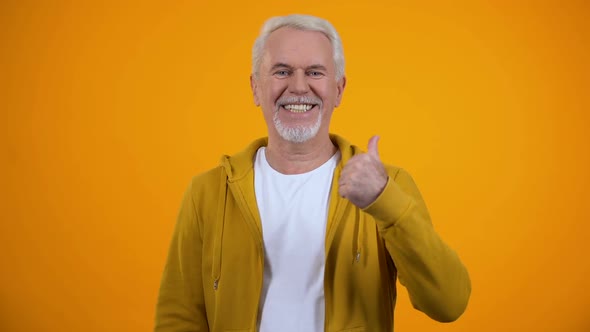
[261,27,335,70]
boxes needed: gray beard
[273,109,322,143]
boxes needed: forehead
[262,27,334,68]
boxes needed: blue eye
[274,70,290,77]
[308,71,324,77]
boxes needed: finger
[339,173,350,185]
[339,167,351,180]
[338,184,348,198]
[339,161,355,178]
[367,135,380,159]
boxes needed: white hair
[252,14,345,80]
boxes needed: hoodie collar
[220,134,361,177]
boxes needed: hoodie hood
[219,134,362,179]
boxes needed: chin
[275,126,319,143]
[274,111,323,143]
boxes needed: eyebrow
[306,64,328,71]
[269,63,328,72]
[270,63,293,71]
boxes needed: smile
[282,104,316,113]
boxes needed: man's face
[251,27,346,143]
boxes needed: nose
[288,70,309,95]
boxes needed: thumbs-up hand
[338,135,389,209]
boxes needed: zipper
[226,176,265,331]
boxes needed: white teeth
[284,104,313,113]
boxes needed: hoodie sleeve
[362,167,471,322]
[155,180,209,331]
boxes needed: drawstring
[212,166,228,290]
[354,207,364,264]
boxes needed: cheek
[268,82,286,100]
[259,84,279,108]
[314,83,338,104]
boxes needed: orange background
[1,1,589,331]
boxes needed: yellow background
[1,1,589,331]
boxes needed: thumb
[367,135,380,158]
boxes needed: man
[155,14,471,332]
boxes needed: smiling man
[155,14,471,332]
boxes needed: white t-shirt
[254,147,340,332]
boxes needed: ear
[334,75,346,107]
[250,75,260,106]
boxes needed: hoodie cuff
[362,175,413,229]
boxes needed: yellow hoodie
[155,135,471,332]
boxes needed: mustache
[276,96,322,107]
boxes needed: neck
[265,133,337,174]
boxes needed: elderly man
[155,14,471,332]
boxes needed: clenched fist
[338,135,389,209]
